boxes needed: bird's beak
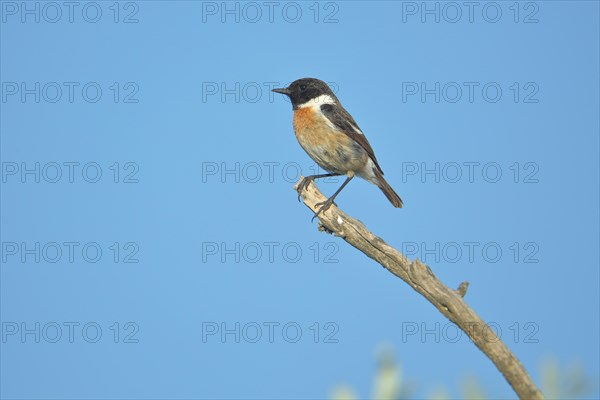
[272,87,291,95]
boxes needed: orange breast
[293,107,336,148]
[291,106,369,174]
[293,107,318,133]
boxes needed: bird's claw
[311,199,335,222]
[296,177,313,202]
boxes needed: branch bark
[295,178,543,400]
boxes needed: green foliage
[331,348,595,400]
[540,356,593,400]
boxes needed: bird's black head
[272,78,337,109]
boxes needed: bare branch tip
[455,281,470,298]
[289,180,542,399]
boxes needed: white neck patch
[297,94,336,109]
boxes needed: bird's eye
[300,85,307,92]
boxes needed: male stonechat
[273,78,403,220]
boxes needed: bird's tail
[374,169,403,208]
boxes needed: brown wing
[320,103,383,173]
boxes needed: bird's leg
[312,173,354,222]
[297,173,341,202]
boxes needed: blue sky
[1,1,599,399]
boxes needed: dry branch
[295,177,543,400]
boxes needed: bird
[272,78,402,220]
